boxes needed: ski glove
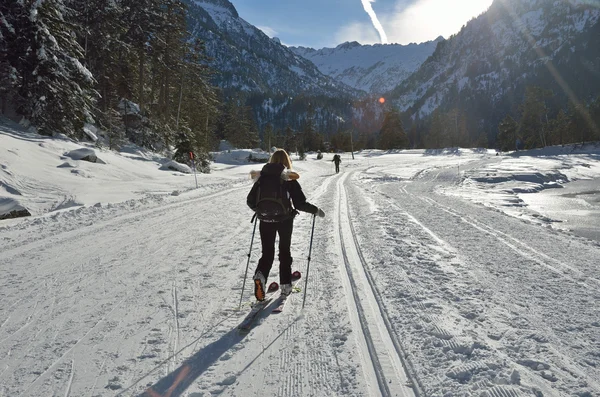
[317,208,325,218]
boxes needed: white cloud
[334,21,381,46]
[336,0,494,45]
[384,0,494,43]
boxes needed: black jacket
[247,163,318,221]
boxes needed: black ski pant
[255,218,294,285]
[335,162,340,173]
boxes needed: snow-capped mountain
[389,0,600,120]
[184,0,360,97]
[290,38,443,94]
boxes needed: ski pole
[302,213,317,309]
[239,216,257,310]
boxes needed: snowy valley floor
[1,133,600,396]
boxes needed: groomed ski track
[334,172,418,397]
[2,152,600,396]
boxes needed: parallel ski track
[123,166,339,397]
[417,195,600,288]
[0,183,251,260]
[371,164,600,393]
[336,172,417,397]
[2,183,252,397]
[395,168,600,289]
[251,169,339,397]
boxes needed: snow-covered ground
[2,122,600,397]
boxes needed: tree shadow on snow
[137,300,300,397]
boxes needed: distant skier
[332,154,342,173]
[247,149,325,301]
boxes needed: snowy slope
[2,122,600,396]
[390,0,600,117]
[0,118,260,220]
[290,38,443,94]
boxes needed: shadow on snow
[138,300,299,397]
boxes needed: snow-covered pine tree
[67,0,125,114]
[119,0,162,113]
[21,0,95,137]
[1,3,29,117]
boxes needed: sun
[378,97,385,104]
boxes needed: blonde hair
[269,149,292,169]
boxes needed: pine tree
[425,109,444,149]
[222,99,258,148]
[177,37,219,156]
[67,0,124,113]
[2,0,95,137]
[518,86,552,148]
[590,96,600,141]
[173,129,194,164]
[120,0,162,112]
[356,129,369,151]
[303,102,317,151]
[548,109,569,146]
[0,3,22,116]
[378,109,408,150]
[283,125,294,154]
[263,123,274,151]
[566,101,596,144]
[497,115,518,151]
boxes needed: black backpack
[254,174,292,222]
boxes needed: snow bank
[0,197,30,219]
[0,119,226,219]
[64,148,105,164]
[159,160,192,174]
[447,142,600,229]
[211,149,270,165]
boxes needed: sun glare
[381,0,494,44]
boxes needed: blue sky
[231,0,494,49]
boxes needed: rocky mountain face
[185,0,359,98]
[290,38,443,94]
[389,0,600,128]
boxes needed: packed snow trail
[334,172,418,397]
[350,155,600,396]
[1,151,600,396]
[0,182,270,396]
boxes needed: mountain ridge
[289,38,444,94]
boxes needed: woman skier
[247,149,325,301]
